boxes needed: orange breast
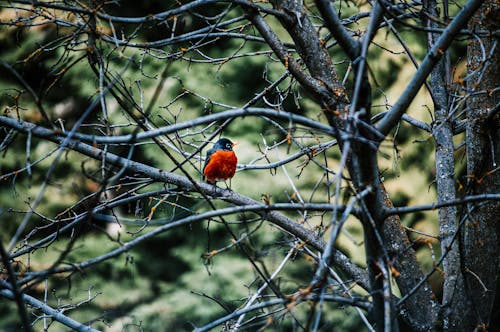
[203,150,237,183]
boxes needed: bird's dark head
[213,138,235,151]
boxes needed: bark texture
[425,0,469,329]
[465,0,500,329]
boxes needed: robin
[203,138,238,184]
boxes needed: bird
[203,138,238,184]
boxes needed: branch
[5,58,132,252]
[0,108,334,145]
[0,240,33,332]
[3,116,370,290]
[19,203,353,284]
[0,280,98,332]
[396,211,470,308]
[371,111,431,132]
[194,294,370,332]
[425,0,468,327]
[384,194,500,216]
[100,31,272,48]
[15,0,220,24]
[244,8,332,103]
[315,0,360,60]
[242,139,338,170]
[375,0,484,138]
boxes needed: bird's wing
[202,147,217,173]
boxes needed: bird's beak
[232,141,239,147]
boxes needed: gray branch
[375,0,484,137]
[0,280,99,332]
[0,108,334,145]
[1,116,370,291]
[315,0,360,60]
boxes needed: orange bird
[203,138,238,184]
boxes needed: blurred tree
[0,0,498,331]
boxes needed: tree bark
[465,0,500,329]
[425,0,469,329]
[380,184,438,331]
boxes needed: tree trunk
[464,0,500,329]
[425,0,469,329]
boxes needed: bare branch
[314,0,360,60]
[0,288,99,331]
[376,0,484,138]
[0,108,335,145]
[0,240,32,332]
[2,116,370,290]
[384,194,500,216]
